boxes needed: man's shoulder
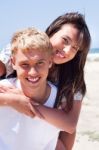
[0,78,16,86]
[44,82,57,108]
[48,81,57,92]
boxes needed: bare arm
[0,84,82,150]
[58,101,81,150]
[0,84,82,133]
[33,100,82,133]
[0,92,35,117]
[0,61,6,77]
[55,100,81,150]
[0,85,44,118]
[34,100,82,150]
[59,131,76,150]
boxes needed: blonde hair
[11,27,53,56]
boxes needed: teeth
[28,77,39,82]
[57,52,64,58]
[56,50,65,58]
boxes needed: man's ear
[11,56,16,70]
[49,57,53,68]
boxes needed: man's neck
[20,81,51,104]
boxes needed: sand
[73,60,99,150]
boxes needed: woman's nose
[63,46,71,54]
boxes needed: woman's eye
[63,38,69,45]
[72,46,77,51]
[72,45,79,52]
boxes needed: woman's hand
[9,93,36,118]
[10,94,44,119]
[0,84,43,118]
[0,84,22,94]
[0,91,35,118]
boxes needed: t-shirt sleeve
[74,91,83,101]
[58,91,83,110]
[0,44,14,76]
[0,44,11,64]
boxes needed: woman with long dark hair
[0,12,91,149]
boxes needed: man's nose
[28,67,38,76]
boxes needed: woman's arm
[0,84,82,133]
[0,85,44,118]
[55,100,80,150]
[0,84,82,150]
[0,92,35,118]
[58,131,76,150]
[55,138,66,150]
[34,100,82,150]
[0,85,81,150]
[33,100,82,133]
[36,100,82,150]
[0,61,6,77]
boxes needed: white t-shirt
[0,78,60,150]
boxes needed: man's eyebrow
[36,58,46,61]
[39,59,46,61]
[19,60,28,63]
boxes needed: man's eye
[37,61,44,65]
[21,64,29,68]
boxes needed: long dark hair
[46,12,91,112]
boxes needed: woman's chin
[53,57,69,64]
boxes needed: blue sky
[0,0,99,48]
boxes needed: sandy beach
[73,59,99,150]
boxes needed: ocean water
[89,48,99,53]
[88,48,99,61]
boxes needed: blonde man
[0,27,60,150]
